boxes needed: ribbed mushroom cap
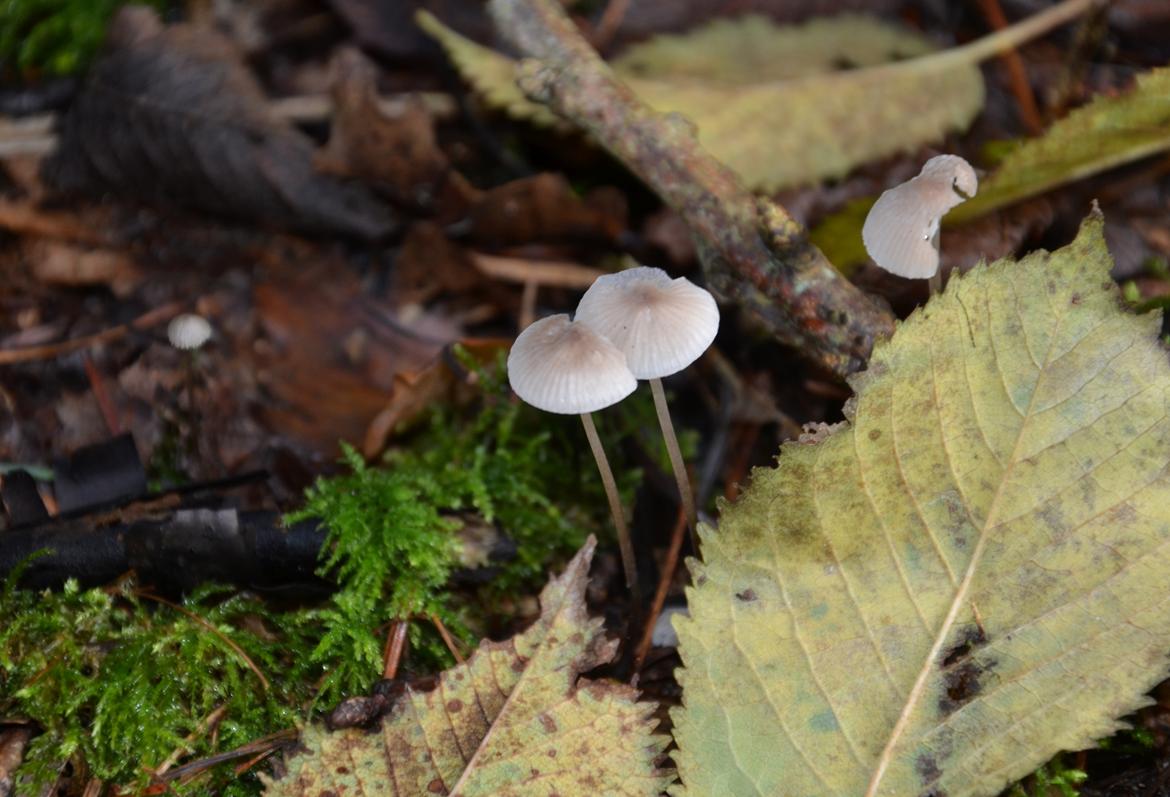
[167,313,212,350]
[861,154,978,279]
[574,266,719,379]
[507,314,637,414]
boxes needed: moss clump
[0,577,319,796]
[0,0,162,77]
[288,351,648,701]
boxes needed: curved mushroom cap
[861,154,978,279]
[507,314,637,414]
[574,266,719,379]
[167,313,212,350]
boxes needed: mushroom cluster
[507,266,719,603]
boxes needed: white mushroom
[507,314,636,414]
[507,314,641,602]
[167,313,212,351]
[861,154,978,285]
[574,266,719,547]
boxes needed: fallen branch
[487,0,895,375]
[0,508,329,592]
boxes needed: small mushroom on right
[861,154,978,293]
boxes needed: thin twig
[975,0,1044,134]
[520,279,538,331]
[382,620,409,680]
[153,705,228,777]
[0,301,183,365]
[723,423,762,502]
[83,353,122,435]
[135,591,270,692]
[591,0,631,51]
[470,252,603,288]
[153,729,298,783]
[0,198,114,245]
[431,614,466,665]
[632,505,687,675]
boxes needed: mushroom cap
[861,154,978,279]
[573,266,719,379]
[167,313,212,350]
[507,314,637,414]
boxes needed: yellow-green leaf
[673,212,1170,797]
[417,12,984,190]
[813,67,1170,271]
[950,67,1170,222]
[264,538,671,797]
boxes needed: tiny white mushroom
[507,314,641,601]
[167,313,212,351]
[861,154,978,289]
[574,266,719,548]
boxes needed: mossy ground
[0,355,677,795]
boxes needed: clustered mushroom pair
[507,267,719,603]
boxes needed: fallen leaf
[316,48,475,213]
[363,339,510,458]
[467,173,626,246]
[418,12,985,190]
[950,66,1170,224]
[42,7,396,239]
[264,537,672,796]
[255,258,452,455]
[813,67,1170,271]
[674,212,1170,797]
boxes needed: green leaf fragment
[265,537,672,797]
[950,67,1170,222]
[672,213,1170,797]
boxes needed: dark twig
[382,620,409,680]
[632,505,688,677]
[975,0,1044,135]
[0,301,183,365]
[487,0,895,376]
[431,614,466,665]
[152,729,298,783]
[136,590,271,692]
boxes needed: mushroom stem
[649,377,698,554]
[580,411,641,605]
[928,272,942,297]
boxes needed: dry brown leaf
[43,7,396,239]
[363,339,510,458]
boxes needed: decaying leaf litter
[2,0,1170,794]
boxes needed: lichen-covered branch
[488,0,895,375]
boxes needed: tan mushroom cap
[861,154,978,279]
[574,266,719,379]
[507,314,637,414]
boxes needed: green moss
[1007,756,1087,797]
[0,578,319,795]
[287,351,658,700]
[0,0,163,77]
[0,353,683,794]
